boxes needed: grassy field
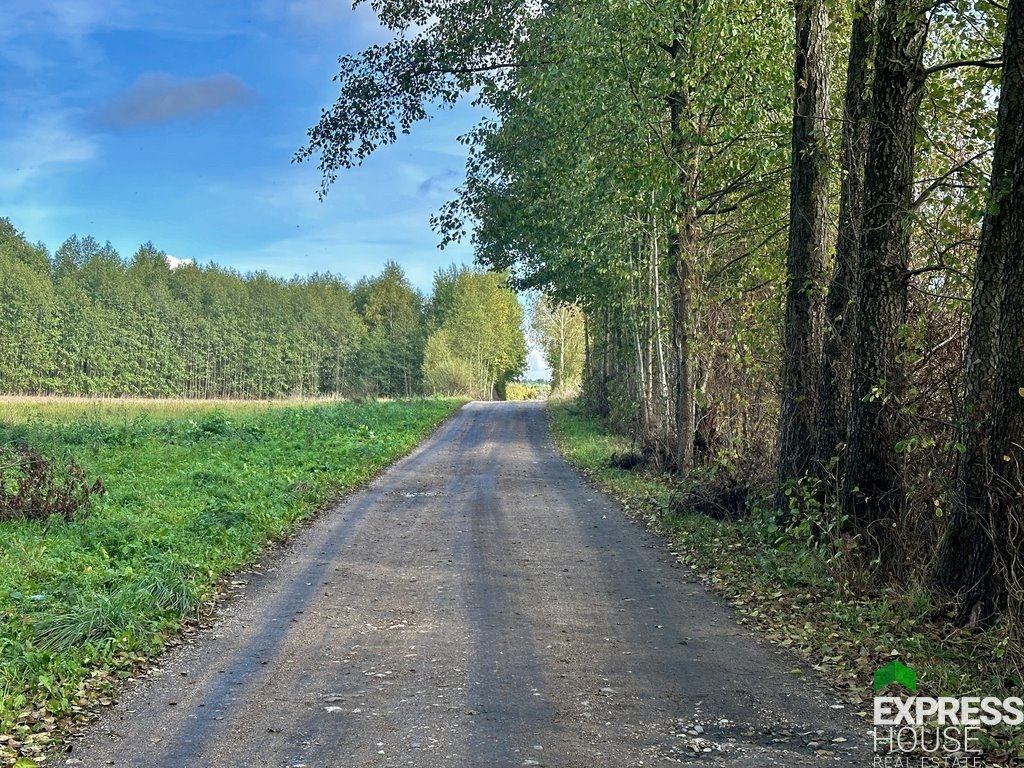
[547,399,1023,761]
[0,397,461,763]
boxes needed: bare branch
[911,148,990,211]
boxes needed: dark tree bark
[665,18,699,476]
[841,0,929,562]
[776,0,831,505]
[934,0,1022,605]
[940,0,1024,624]
[668,83,697,475]
[813,0,876,478]
[986,99,1024,623]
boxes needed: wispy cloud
[99,72,259,126]
[0,111,98,193]
[0,1,142,74]
[0,2,251,48]
[206,211,472,291]
[270,0,352,28]
[0,0,123,43]
[258,0,392,43]
[417,168,460,197]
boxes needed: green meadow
[0,397,460,756]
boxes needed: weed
[0,447,104,523]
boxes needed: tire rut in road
[69,402,866,767]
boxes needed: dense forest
[301,0,1023,631]
[0,219,526,400]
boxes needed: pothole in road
[653,716,859,762]
[672,719,736,756]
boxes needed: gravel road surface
[70,401,866,767]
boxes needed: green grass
[0,397,462,762]
[548,399,1024,760]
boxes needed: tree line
[0,219,526,400]
[300,0,1022,628]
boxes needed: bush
[423,331,478,396]
[424,356,477,396]
[505,380,551,400]
[504,382,538,401]
[0,446,105,522]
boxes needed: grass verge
[548,399,1023,762]
[0,397,462,764]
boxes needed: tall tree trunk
[558,315,566,392]
[588,307,610,417]
[665,16,700,476]
[841,0,928,564]
[986,99,1024,625]
[814,0,876,478]
[941,0,1024,623]
[634,322,650,435]
[651,217,672,456]
[671,237,695,475]
[583,310,592,398]
[629,236,653,438]
[776,0,830,505]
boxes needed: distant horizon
[3,213,467,292]
[2,213,552,380]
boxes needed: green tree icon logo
[873,660,917,692]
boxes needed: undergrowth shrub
[757,473,864,590]
[180,410,262,444]
[0,446,105,522]
[672,440,769,521]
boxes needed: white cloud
[525,348,551,380]
[166,255,193,270]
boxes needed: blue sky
[0,0,550,377]
[0,1,472,287]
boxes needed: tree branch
[911,148,989,211]
[909,264,954,278]
[414,61,535,76]
[924,57,1002,76]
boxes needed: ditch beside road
[70,400,865,767]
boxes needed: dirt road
[71,401,865,767]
